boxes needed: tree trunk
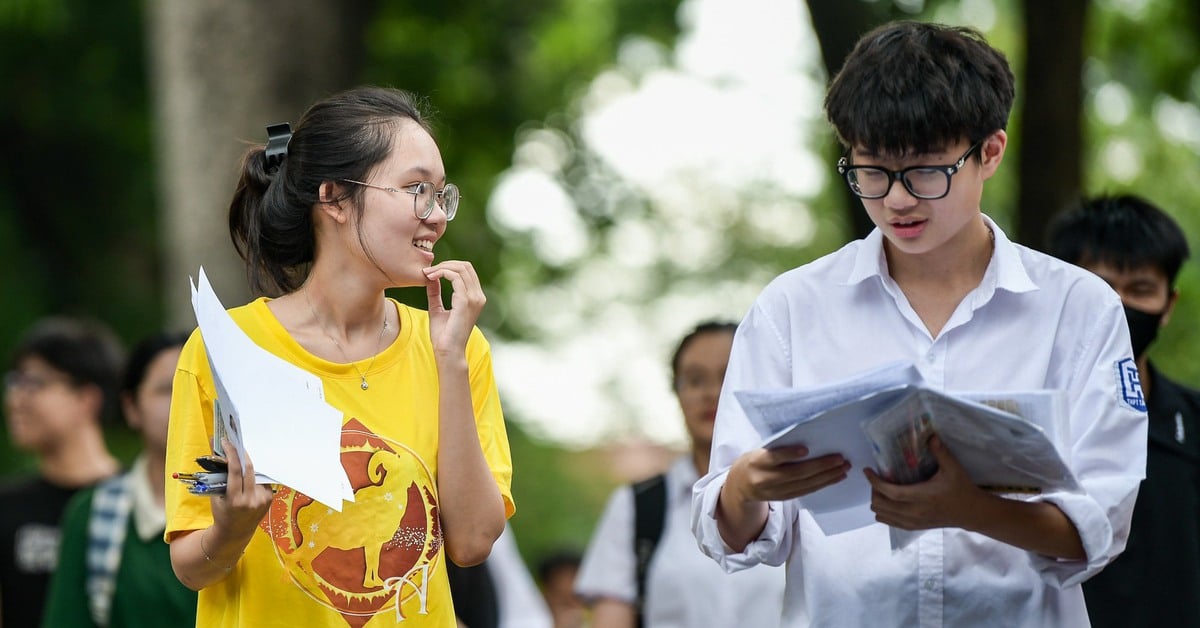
[804,0,894,240]
[144,0,370,328]
[1017,0,1087,250]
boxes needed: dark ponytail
[227,86,433,296]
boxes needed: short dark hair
[228,86,434,295]
[1047,194,1191,287]
[121,331,189,398]
[536,549,582,585]
[671,320,738,389]
[9,316,124,422]
[825,21,1016,157]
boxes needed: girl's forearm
[435,355,505,566]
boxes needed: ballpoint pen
[173,472,228,484]
[188,482,228,495]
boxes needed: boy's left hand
[864,435,985,530]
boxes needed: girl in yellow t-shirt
[164,85,513,627]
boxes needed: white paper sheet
[191,268,354,511]
[735,366,1078,538]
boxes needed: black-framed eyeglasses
[836,141,982,200]
[341,179,460,221]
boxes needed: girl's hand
[211,438,274,534]
[423,260,486,357]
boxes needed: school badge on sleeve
[1116,358,1147,412]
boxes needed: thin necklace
[304,287,388,391]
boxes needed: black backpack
[632,473,668,628]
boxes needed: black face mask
[1124,304,1166,359]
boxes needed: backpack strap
[632,473,668,628]
[86,472,134,627]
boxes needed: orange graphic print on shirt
[259,419,442,627]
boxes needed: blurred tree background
[1,0,1198,567]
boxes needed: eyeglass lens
[413,182,460,220]
[847,167,950,199]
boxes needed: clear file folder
[734,365,1078,535]
[191,267,354,511]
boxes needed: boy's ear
[75,382,106,425]
[317,181,349,224]
[1162,288,1180,327]
[978,130,1007,179]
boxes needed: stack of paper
[734,363,1078,535]
[191,268,354,511]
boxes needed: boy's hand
[728,445,851,503]
[864,435,984,530]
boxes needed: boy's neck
[885,218,995,338]
[886,217,994,284]
[37,427,119,488]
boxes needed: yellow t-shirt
[165,298,514,627]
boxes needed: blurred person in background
[1047,195,1200,628]
[42,331,197,627]
[448,522,553,628]
[574,321,785,627]
[0,316,123,627]
[537,549,584,628]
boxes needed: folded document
[191,268,354,511]
[734,363,1078,535]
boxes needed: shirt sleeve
[574,486,637,604]
[691,299,799,572]
[1030,292,1147,587]
[164,331,219,542]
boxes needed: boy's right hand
[728,445,851,503]
[715,446,850,552]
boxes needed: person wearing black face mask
[1048,194,1200,628]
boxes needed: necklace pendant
[360,378,369,391]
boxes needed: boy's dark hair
[825,21,1016,157]
[121,331,189,397]
[1047,194,1191,287]
[536,549,582,585]
[229,86,434,296]
[9,316,125,422]
[671,321,738,389]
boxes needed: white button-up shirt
[578,457,786,628]
[691,217,1147,628]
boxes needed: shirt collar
[842,214,1038,295]
[128,454,167,541]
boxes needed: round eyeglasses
[340,179,460,221]
[836,141,981,200]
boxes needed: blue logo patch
[1116,358,1146,412]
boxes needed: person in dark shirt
[1048,194,1200,628]
[0,317,122,627]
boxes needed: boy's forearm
[962,493,1085,560]
[715,471,770,553]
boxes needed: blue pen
[189,482,228,495]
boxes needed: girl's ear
[121,391,142,431]
[317,181,349,224]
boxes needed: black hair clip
[264,122,292,174]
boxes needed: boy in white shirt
[691,20,1147,628]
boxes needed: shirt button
[926,352,936,363]
[924,578,936,591]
